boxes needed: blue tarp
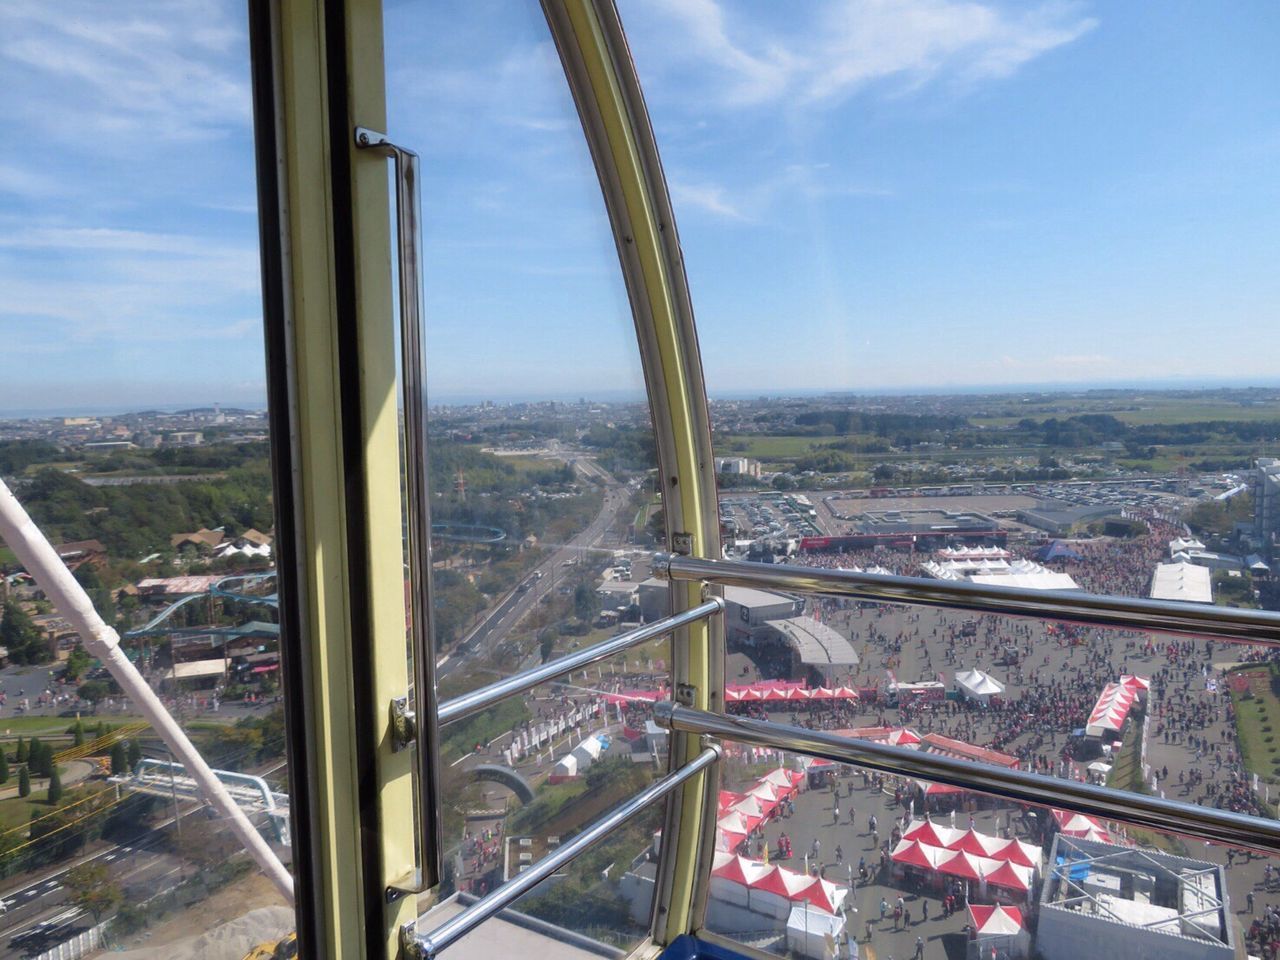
[1035,540,1084,563]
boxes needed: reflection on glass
[0,2,294,957]
[713,743,1259,960]
[615,0,1280,610]
[419,800,664,956]
[431,637,669,910]
[381,0,660,702]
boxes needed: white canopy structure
[770,616,860,667]
[1169,536,1206,556]
[954,668,1005,703]
[1149,562,1212,603]
[921,557,1080,590]
[1085,682,1137,738]
[785,903,846,960]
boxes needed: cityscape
[0,385,1279,959]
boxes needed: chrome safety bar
[401,745,723,960]
[355,126,442,891]
[439,598,725,725]
[655,553,1280,646]
[655,703,1280,856]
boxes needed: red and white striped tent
[903,819,960,848]
[983,859,1033,893]
[890,838,953,871]
[937,850,988,880]
[968,904,1024,936]
[1052,809,1111,842]
[710,852,849,915]
[1084,682,1137,737]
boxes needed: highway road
[0,825,186,958]
[438,466,637,681]
[0,759,290,958]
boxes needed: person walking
[914,936,924,960]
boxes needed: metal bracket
[390,696,417,753]
[671,531,693,555]
[675,683,697,707]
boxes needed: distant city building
[167,430,205,446]
[714,456,762,478]
[1017,501,1121,536]
[1252,457,1280,554]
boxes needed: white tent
[785,902,846,960]
[954,668,1005,703]
[550,755,577,780]
[570,735,604,768]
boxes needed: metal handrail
[655,703,1280,855]
[401,745,723,960]
[655,553,1280,646]
[439,599,725,725]
[355,126,442,891]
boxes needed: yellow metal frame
[552,0,722,942]
[272,0,720,954]
[273,0,416,956]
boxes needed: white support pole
[0,478,294,901]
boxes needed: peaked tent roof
[968,904,1024,936]
[983,859,1032,892]
[954,668,1006,697]
[903,819,959,847]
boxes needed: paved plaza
[717,582,1275,959]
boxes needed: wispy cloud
[0,0,251,144]
[627,0,1096,109]
[670,181,750,221]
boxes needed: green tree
[109,741,128,776]
[73,720,85,748]
[0,748,9,785]
[64,644,92,682]
[126,739,143,771]
[15,737,26,763]
[27,738,47,777]
[573,584,600,624]
[47,766,62,804]
[18,765,30,798]
[64,862,122,923]
[538,628,556,664]
[1,600,49,665]
[77,680,110,705]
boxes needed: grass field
[972,398,1280,429]
[0,717,84,737]
[1231,678,1280,788]
[715,435,820,461]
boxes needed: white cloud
[626,0,1096,109]
[0,0,251,145]
[0,164,60,198]
[645,0,796,106]
[669,181,749,221]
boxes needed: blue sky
[1,1,1277,412]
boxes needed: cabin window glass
[618,1,1279,950]
[383,2,668,949]
[0,2,297,952]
